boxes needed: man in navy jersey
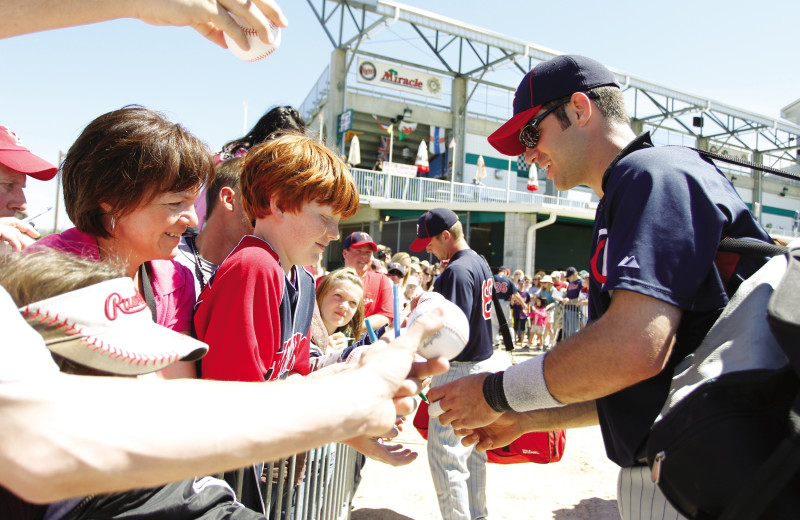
[427,55,771,520]
[410,208,495,520]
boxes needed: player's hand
[0,217,39,251]
[133,0,287,50]
[344,435,418,467]
[455,412,527,452]
[426,372,502,430]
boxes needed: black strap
[138,262,158,323]
[718,236,787,257]
[480,255,515,351]
[690,147,800,182]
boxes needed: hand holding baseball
[134,0,287,51]
[406,292,469,360]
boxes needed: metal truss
[307,0,800,173]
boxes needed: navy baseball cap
[488,55,619,156]
[343,231,377,251]
[410,208,459,252]
[386,262,405,277]
[565,266,578,278]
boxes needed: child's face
[320,280,363,332]
[280,201,341,268]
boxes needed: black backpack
[646,238,800,519]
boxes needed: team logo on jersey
[267,332,305,380]
[590,228,608,284]
[618,256,640,269]
[481,278,493,319]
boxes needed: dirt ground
[350,350,622,520]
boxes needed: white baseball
[406,292,469,360]
[428,400,445,418]
[223,13,281,62]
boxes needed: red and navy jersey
[433,248,493,362]
[194,236,315,382]
[590,133,772,467]
[492,274,518,302]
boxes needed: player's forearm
[516,400,598,432]
[543,290,681,403]
[0,371,383,503]
[0,0,132,39]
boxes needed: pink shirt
[529,306,547,328]
[30,228,195,333]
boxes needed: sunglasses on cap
[518,92,597,150]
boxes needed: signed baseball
[406,292,469,360]
[428,400,445,418]
[223,13,281,62]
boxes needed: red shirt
[361,270,393,319]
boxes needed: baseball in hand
[223,13,281,62]
[428,400,445,418]
[406,292,469,360]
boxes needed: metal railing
[350,167,597,212]
[260,443,360,520]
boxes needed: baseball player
[410,207,495,520]
[427,55,772,520]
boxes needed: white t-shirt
[0,286,58,382]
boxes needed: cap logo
[416,223,420,236]
[1,127,22,146]
[105,292,148,321]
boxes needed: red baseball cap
[487,55,619,157]
[0,126,58,180]
[343,231,377,251]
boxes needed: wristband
[482,371,512,413]
[503,353,565,412]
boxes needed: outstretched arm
[456,401,598,451]
[427,289,681,430]
[0,310,448,504]
[0,0,287,50]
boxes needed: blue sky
[1,0,796,230]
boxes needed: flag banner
[516,153,530,172]
[377,136,390,163]
[430,126,445,155]
[372,114,392,133]
[398,121,417,140]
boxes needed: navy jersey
[433,249,493,362]
[589,133,771,467]
[492,274,518,301]
[563,279,581,300]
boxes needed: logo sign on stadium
[357,59,443,99]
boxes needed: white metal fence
[350,167,596,211]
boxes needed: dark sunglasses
[518,97,571,150]
[518,92,597,150]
